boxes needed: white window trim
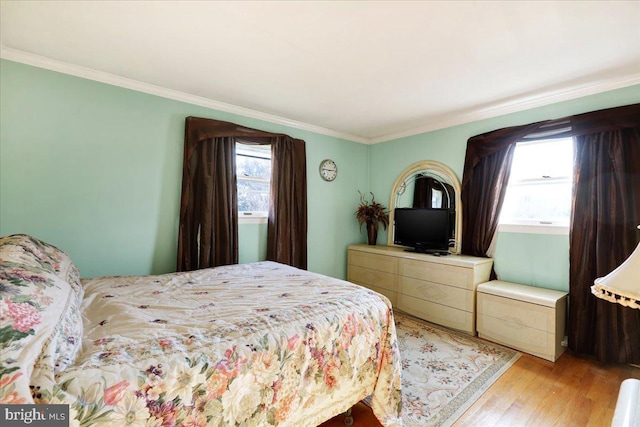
[510,176,572,185]
[498,222,569,235]
[238,175,270,184]
[239,213,268,225]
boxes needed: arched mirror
[387,161,462,254]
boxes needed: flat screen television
[394,207,451,254]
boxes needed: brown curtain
[461,122,542,262]
[413,175,431,208]
[461,105,640,261]
[568,114,640,363]
[462,103,640,362]
[177,117,308,271]
[267,136,308,269]
[177,119,241,271]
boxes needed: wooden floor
[320,351,640,427]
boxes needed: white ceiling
[1,1,639,143]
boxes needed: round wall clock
[319,159,338,182]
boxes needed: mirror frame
[387,160,462,254]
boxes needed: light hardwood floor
[320,351,640,427]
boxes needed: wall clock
[319,159,338,182]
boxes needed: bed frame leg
[343,407,354,426]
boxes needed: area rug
[392,312,521,427]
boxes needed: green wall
[238,223,268,265]
[370,84,640,291]
[0,59,370,278]
[494,232,569,292]
[2,58,638,291]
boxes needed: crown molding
[369,73,640,144]
[3,46,638,146]
[0,46,369,144]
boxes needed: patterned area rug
[393,312,521,427]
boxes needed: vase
[366,222,378,245]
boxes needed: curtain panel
[413,175,433,209]
[461,103,640,362]
[176,135,238,271]
[177,117,308,272]
[568,125,640,364]
[268,136,308,269]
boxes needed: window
[499,137,574,234]
[236,143,271,223]
[432,189,443,208]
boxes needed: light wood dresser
[347,244,493,335]
[476,280,568,362]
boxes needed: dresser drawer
[348,250,398,274]
[399,258,472,290]
[398,276,473,312]
[477,293,555,333]
[477,313,555,360]
[347,265,398,293]
[397,294,475,335]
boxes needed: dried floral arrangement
[355,191,389,230]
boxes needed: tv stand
[347,244,493,335]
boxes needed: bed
[0,234,402,426]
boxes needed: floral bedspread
[1,235,402,427]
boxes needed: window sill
[239,215,268,225]
[498,223,569,235]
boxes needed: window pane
[500,137,574,227]
[236,155,270,179]
[510,138,573,181]
[237,178,270,212]
[236,143,271,215]
[501,180,572,224]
